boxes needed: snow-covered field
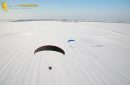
[0,21,130,85]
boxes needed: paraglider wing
[68,39,75,42]
[68,39,76,48]
[34,45,65,55]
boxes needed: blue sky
[0,0,130,21]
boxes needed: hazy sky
[0,0,130,21]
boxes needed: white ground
[0,21,130,85]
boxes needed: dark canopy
[68,39,75,42]
[34,45,65,55]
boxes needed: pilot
[48,66,52,70]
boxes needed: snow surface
[0,21,130,85]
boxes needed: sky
[0,0,130,21]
